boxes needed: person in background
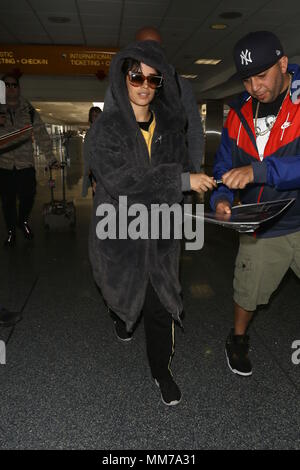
[82,106,102,197]
[0,73,58,247]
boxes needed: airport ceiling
[1,0,300,125]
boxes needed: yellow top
[140,113,156,159]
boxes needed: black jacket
[89,41,191,331]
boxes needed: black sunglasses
[5,82,18,88]
[128,71,163,89]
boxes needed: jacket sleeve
[0,107,32,151]
[178,76,204,172]
[90,125,183,207]
[32,110,56,164]
[252,156,300,190]
[210,126,235,210]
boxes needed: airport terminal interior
[0,0,299,450]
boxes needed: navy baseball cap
[233,31,284,79]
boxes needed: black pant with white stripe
[113,282,174,380]
[143,282,174,380]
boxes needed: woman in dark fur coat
[89,40,215,405]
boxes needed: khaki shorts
[233,231,300,311]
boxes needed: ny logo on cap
[240,49,252,66]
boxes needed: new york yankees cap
[233,31,284,79]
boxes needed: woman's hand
[190,173,216,193]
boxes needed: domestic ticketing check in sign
[185,199,296,233]
[0,45,116,75]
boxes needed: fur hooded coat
[89,40,192,331]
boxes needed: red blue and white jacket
[210,64,300,238]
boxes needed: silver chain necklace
[254,74,291,137]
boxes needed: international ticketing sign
[0,45,117,75]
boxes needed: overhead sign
[0,45,117,75]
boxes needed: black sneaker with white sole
[109,310,132,342]
[113,319,132,342]
[155,375,182,406]
[225,328,252,376]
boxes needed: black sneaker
[109,310,132,342]
[0,308,22,327]
[225,328,253,376]
[155,375,182,406]
[4,230,16,248]
[19,221,34,240]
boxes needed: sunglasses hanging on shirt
[128,71,163,89]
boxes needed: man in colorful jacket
[210,31,300,377]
